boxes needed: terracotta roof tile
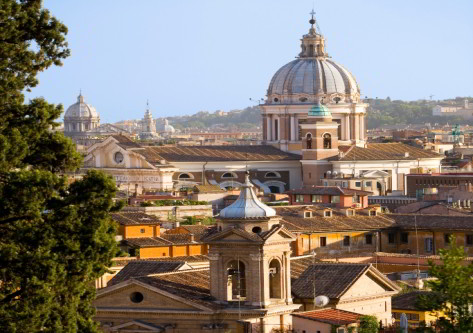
[134,269,222,310]
[108,261,186,286]
[291,263,370,299]
[110,212,161,226]
[392,291,432,311]
[293,308,361,326]
[338,143,441,161]
[286,186,372,196]
[137,145,300,163]
[389,214,473,230]
[122,237,172,247]
[111,255,209,266]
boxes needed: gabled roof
[110,212,161,226]
[136,145,300,163]
[293,309,361,326]
[108,261,189,286]
[204,224,296,244]
[134,269,222,310]
[291,263,370,299]
[389,214,473,231]
[392,291,432,311]
[337,143,442,161]
[110,134,142,148]
[286,186,372,196]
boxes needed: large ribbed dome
[64,94,99,119]
[268,58,359,97]
[266,13,360,105]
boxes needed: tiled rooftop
[291,263,370,299]
[110,212,161,226]
[285,186,372,196]
[137,145,300,163]
[293,308,361,325]
[111,255,209,267]
[392,291,432,311]
[108,261,187,286]
[338,143,442,161]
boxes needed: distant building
[139,104,158,140]
[432,99,473,119]
[156,118,175,136]
[63,93,100,137]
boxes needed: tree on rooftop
[0,1,120,332]
[357,315,379,333]
[417,235,473,333]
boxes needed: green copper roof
[309,103,331,117]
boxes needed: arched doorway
[323,133,331,149]
[269,259,282,299]
[227,260,246,301]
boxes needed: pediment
[360,170,390,178]
[108,320,163,332]
[262,227,297,243]
[95,280,210,312]
[205,228,262,243]
[340,268,399,300]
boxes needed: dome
[64,94,99,119]
[157,119,175,134]
[219,172,276,219]
[266,14,360,105]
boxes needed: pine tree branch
[0,289,23,304]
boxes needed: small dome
[64,94,99,119]
[309,103,331,117]
[219,173,276,219]
[157,118,175,134]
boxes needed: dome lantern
[299,10,327,59]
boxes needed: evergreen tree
[0,1,120,332]
[417,235,473,332]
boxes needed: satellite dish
[314,295,329,307]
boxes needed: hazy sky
[30,0,473,123]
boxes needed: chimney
[465,99,469,109]
[189,233,195,242]
[404,152,409,158]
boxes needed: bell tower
[205,173,298,314]
[300,99,338,185]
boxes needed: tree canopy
[0,1,120,332]
[417,235,473,332]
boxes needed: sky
[29,0,473,123]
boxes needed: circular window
[273,98,279,102]
[130,292,144,303]
[114,152,124,164]
[252,226,262,234]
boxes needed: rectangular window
[320,237,327,247]
[331,196,340,203]
[324,210,332,217]
[369,210,377,216]
[353,195,360,203]
[346,209,354,216]
[365,234,373,245]
[365,181,372,187]
[425,238,433,252]
[311,195,322,203]
[343,236,350,246]
[304,211,311,218]
[388,232,395,244]
[140,228,145,233]
[355,181,361,187]
[342,181,348,188]
[467,235,473,246]
[295,195,304,203]
[444,233,452,244]
[401,232,409,244]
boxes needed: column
[294,114,299,141]
[290,115,295,141]
[267,115,272,141]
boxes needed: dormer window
[323,210,332,218]
[222,172,237,179]
[304,211,312,218]
[346,209,355,216]
[369,210,377,216]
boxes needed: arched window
[269,186,280,194]
[306,133,312,149]
[265,172,280,179]
[221,172,237,179]
[178,173,192,180]
[227,260,246,301]
[269,259,282,299]
[323,133,331,149]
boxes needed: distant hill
[154,97,473,131]
[366,97,473,128]
[158,106,261,131]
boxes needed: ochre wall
[122,225,159,239]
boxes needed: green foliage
[365,98,473,128]
[417,235,473,332]
[358,315,379,333]
[181,216,215,225]
[0,1,120,332]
